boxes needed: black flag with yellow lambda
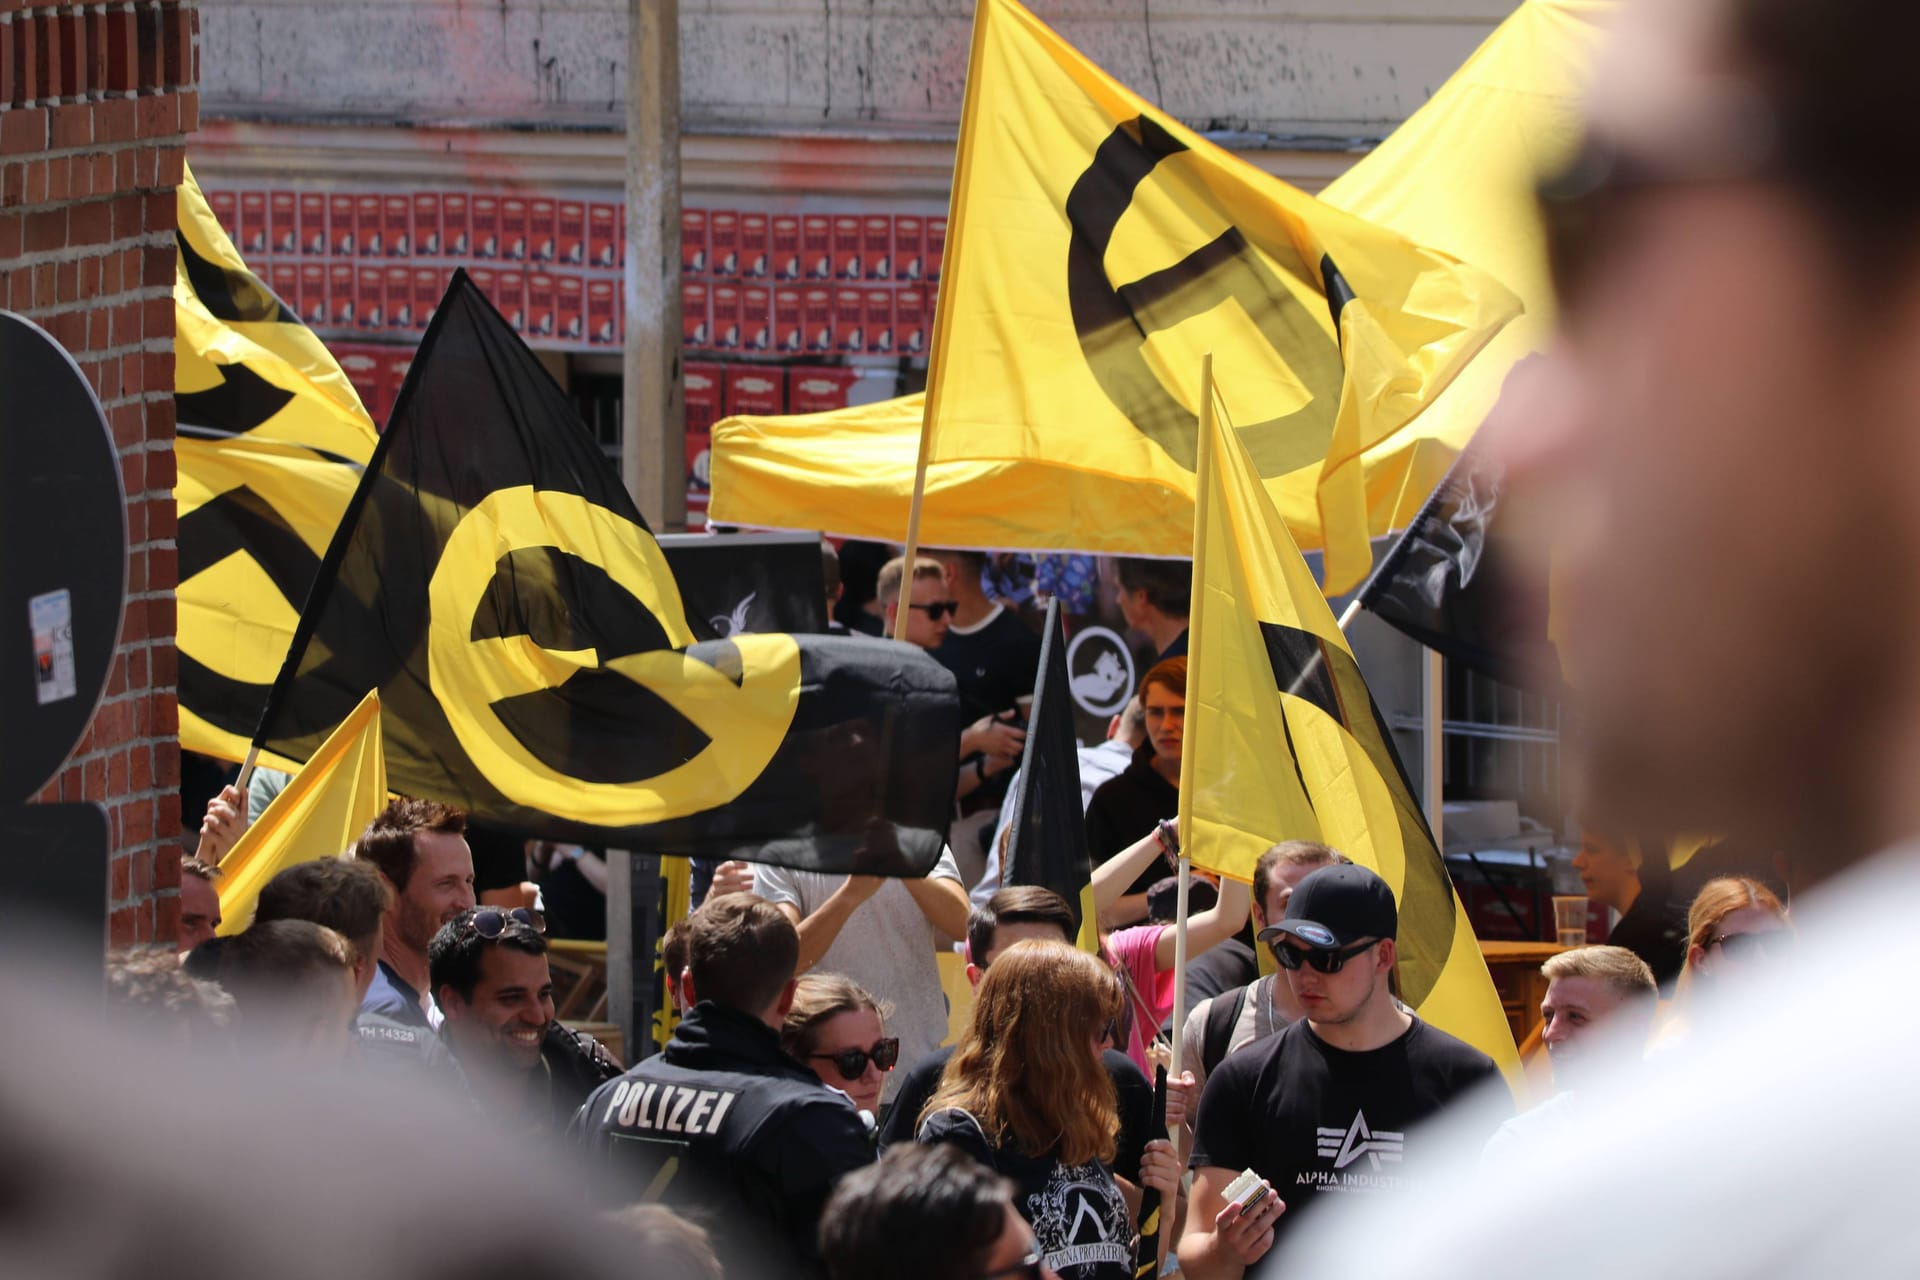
[251,270,960,874]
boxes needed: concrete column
[622,0,686,530]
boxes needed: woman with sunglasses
[915,942,1182,1280]
[782,974,898,1120]
[1679,876,1792,996]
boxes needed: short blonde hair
[876,555,946,606]
[1540,944,1657,1001]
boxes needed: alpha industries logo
[1315,1111,1404,1171]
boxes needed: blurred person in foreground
[427,907,620,1131]
[1284,0,1920,1273]
[822,1143,1062,1280]
[1482,946,1657,1163]
[573,893,875,1278]
[216,919,360,1064]
[915,941,1183,1280]
[352,799,477,1029]
[9,941,640,1279]
[106,948,234,1052]
[604,1205,724,1280]
[782,974,895,1125]
[1178,865,1504,1279]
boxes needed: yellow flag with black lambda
[1181,360,1517,1077]
[174,163,379,767]
[215,689,386,936]
[914,0,1519,593]
[252,270,961,877]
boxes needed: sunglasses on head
[463,906,546,939]
[809,1037,900,1082]
[1710,929,1792,959]
[1269,936,1376,975]
[908,600,961,621]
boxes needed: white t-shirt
[752,847,964,1103]
[1281,849,1920,1278]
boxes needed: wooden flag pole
[1159,852,1191,1268]
[893,417,934,643]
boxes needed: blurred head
[683,894,801,1026]
[1508,0,1920,869]
[217,920,359,1062]
[353,802,472,959]
[966,885,1077,985]
[1538,945,1658,1085]
[179,857,222,955]
[352,799,475,956]
[430,907,554,1074]
[604,1205,723,1280]
[1251,841,1343,929]
[106,948,235,1053]
[782,974,894,1114]
[925,941,1121,1166]
[1263,864,1399,1029]
[1114,557,1191,630]
[662,917,692,1014]
[1570,833,1643,913]
[255,857,393,1002]
[821,1144,1052,1280]
[1139,657,1187,770]
[1682,875,1792,993]
[877,555,954,648]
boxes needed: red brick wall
[1,1,196,947]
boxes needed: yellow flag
[1321,0,1606,480]
[1181,360,1517,1077]
[175,163,379,765]
[922,0,1517,592]
[215,690,386,936]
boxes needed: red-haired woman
[915,941,1181,1280]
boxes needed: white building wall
[198,0,1516,139]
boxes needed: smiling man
[352,799,478,1029]
[427,906,620,1133]
[1178,865,1504,1280]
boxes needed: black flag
[1352,436,1558,689]
[252,270,960,875]
[1003,599,1098,948]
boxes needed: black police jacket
[571,1001,876,1278]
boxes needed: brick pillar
[0,0,194,948]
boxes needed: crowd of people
[119,713,1800,1280]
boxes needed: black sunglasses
[463,906,546,939]
[981,1250,1044,1280]
[1270,936,1376,975]
[809,1037,900,1082]
[1710,929,1792,959]
[908,600,961,621]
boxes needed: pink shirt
[1107,924,1172,1075]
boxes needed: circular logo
[1065,626,1136,719]
[1292,922,1337,948]
[426,486,801,819]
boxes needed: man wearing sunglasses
[1179,865,1503,1279]
[426,906,620,1132]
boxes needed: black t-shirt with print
[933,605,1042,723]
[1189,1016,1505,1262]
[918,1108,1135,1280]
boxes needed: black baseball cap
[1258,863,1397,950]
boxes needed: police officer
[573,894,876,1278]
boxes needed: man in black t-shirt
[1179,865,1506,1280]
